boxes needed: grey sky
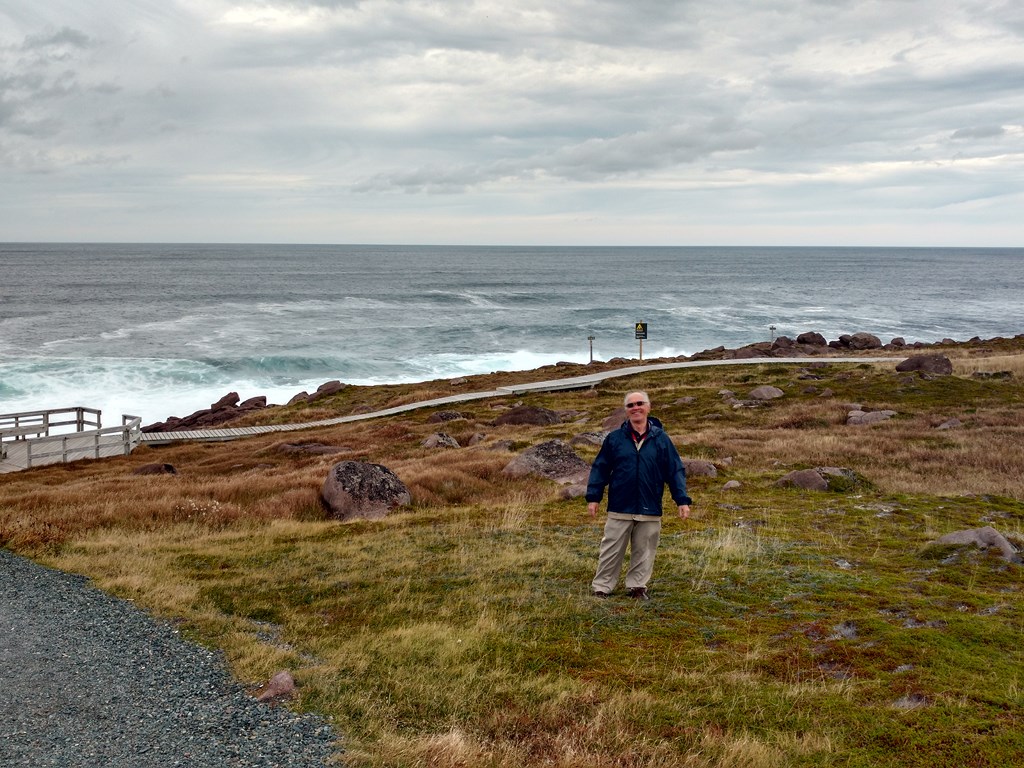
[1,0,1021,245]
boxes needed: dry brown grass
[3,341,1024,768]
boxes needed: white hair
[623,391,649,406]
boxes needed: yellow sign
[635,322,648,340]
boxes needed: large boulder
[320,461,411,521]
[797,331,827,346]
[211,392,240,410]
[493,405,561,426]
[849,332,882,350]
[141,390,268,432]
[309,380,346,402]
[896,354,953,376]
[501,439,591,484]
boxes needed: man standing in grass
[586,390,692,600]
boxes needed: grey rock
[493,405,561,426]
[427,410,468,423]
[570,431,608,447]
[847,409,897,425]
[421,433,460,449]
[501,439,591,484]
[777,468,828,491]
[930,526,1020,563]
[320,460,411,521]
[683,459,717,478]
[748,385,784,400]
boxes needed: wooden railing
[0,408,142,472]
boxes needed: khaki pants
[591,516,662,593]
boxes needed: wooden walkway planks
[137,356,901,447]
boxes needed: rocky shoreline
[141,330,1023,434]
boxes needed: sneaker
[591,590,610,598]
[628,587,649,601]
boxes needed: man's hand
[678,505,691,520]
[587,502,599,517]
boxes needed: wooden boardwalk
[0,409,142,474]
[138,356,901,446]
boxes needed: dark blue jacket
[585,416,692,516]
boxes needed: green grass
[3,347,1024,767]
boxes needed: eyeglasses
[625,401,646,408]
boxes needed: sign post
[587,335,596,363]
[635,322,648,361]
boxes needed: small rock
[427,410,468,423]
[276,443,348,455]
[422,433,460,449]
[570,432,607,447]
[560,484,588,500]
[256,670,296,703]
[748,385,784,400]
[777,468,828,491]
[722,480,742,490]
[892,693,927,710]
[683,459,717,478]
[131,463,178,476]
[846,410,897,426]
[929,526,1020,563]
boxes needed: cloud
[23,26,92,50]
[0,0,1022,244]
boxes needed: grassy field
[2,339,1023,767]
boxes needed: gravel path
[0,549,342,767]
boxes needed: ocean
[2,243,1022,426]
